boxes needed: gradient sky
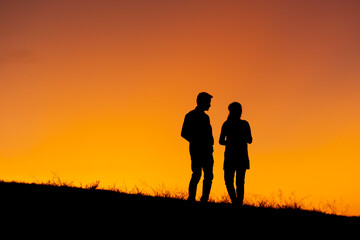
[1,0,360,215]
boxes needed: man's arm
[181,114,192,142]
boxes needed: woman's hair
[227,102,242,120]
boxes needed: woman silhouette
[219,102,252,205]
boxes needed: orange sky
[1,0,360,215]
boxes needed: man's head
[196,92,213,111]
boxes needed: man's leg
[188,161,202,201]
[200,156,214,203]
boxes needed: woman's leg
[224,167,236,203]
[236,169,246,205]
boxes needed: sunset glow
[1,0,360,215]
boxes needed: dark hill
[1,181,358,236]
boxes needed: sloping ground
[1,181,358,236]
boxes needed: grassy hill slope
[1,181,358,236]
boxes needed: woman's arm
[219,123,227,146]
[247,121,253,144]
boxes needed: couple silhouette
[181,92,252,205]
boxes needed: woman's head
[228,102,242,120]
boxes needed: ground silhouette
[1,180,359,236]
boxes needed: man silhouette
[181,92,214,202]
